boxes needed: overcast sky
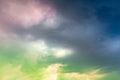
[0,0,120,80]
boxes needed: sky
[0,0,120,80]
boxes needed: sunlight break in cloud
[41,64,106,80]
[25,40,49,63]
[42,64,63,80]
[64,69,106,80]
[0,64,106,80]
[25,40,73,63]
[0,64,63,80]
[52,48,72,58]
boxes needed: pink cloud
[0,0,56,30]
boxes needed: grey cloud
[13,0,120,70]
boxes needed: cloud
[42,64,63,80]
[24,40,73,64]
[0,65,30,80]
[102,37,120,53]
[63,69,106,80]
[0,0,56,31]
[52,48,72,58]
[0,0,120,72]
[0,63,118,80]
[11,0,120,69]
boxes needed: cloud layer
[0,0,120,79]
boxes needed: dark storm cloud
[13,0,120,69]
[48,0,120,66]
